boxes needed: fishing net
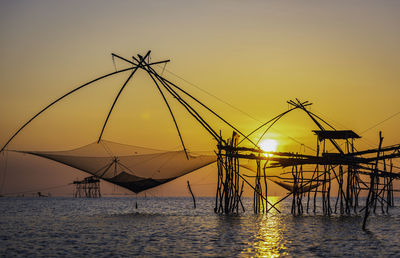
[240,162,323,193]
[16,140,216,193]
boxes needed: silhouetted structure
[37,192,47,197]
[215,99,400,230]
[187,181,196,209]
[73,176,101,198]
[1,52,399,230]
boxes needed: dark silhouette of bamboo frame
[2,52,400,231]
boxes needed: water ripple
[1,197,399,257]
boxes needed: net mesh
[240,162,323,193]
[17,140,216,193]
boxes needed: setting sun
[259,139,278,157]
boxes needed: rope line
[154,65,316,152]
[361,111,400,135]
[2,183,72,196]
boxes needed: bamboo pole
[187,181,196,209]
[363,132,383,230]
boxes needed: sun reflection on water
[242,196,288,257]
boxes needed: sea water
[1,197,400,257]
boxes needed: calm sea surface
[1,197,400,257]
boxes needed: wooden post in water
[215,132,244,214]
[254,159,262,214]
[187,181,196,209]
[363,131,383,230]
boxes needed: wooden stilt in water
[187,181,196,209]
[215,132,244,214]
[363,131,383,230]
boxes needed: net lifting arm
[141,60,222,142]
[144,64,189,160]
[290,99,344,154]
[122,54,223,142]
[1,66,137,153]
[97,51,151,143]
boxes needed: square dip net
[17,140,216,193]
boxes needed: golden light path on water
[242,197,288,257]
[255,141,287,256]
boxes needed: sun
[259,139,278,157]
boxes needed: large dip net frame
[2,52,400,229]
[1,51,251,195]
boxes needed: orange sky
[1,0,399,196]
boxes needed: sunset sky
[1,0,399,196]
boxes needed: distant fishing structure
[1,51,399,230]
[73,176,101,198]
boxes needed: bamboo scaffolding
[2,52,399,231]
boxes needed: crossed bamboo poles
[3,52,400,225]
[1,51,259,154]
